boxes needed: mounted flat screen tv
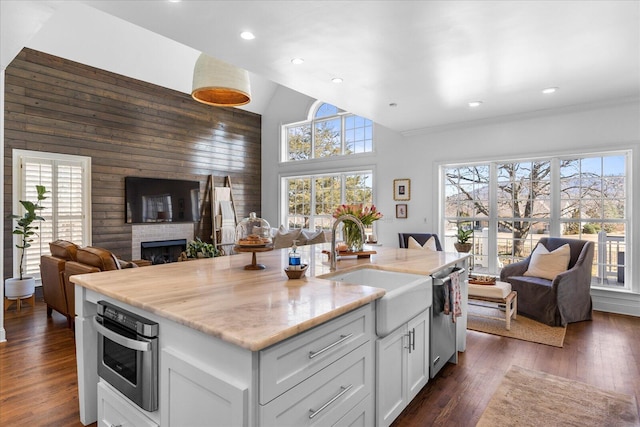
[125,177,200,224]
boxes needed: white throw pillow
[301,229,326,245]
[524,243,570,280]
[407,236,437,251]
[273,226,302,249]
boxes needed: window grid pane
[284,103,373,162]
[442,152,629,290]
[284,170,375,233]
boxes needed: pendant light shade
[191,53,251,107]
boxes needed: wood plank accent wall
[4,48,262,275]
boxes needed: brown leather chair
[64,246,139,325]
[41,242,139,329]
[40,240,80,328]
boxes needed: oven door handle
[94,316,151,352]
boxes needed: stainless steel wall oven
[94,300,159,412]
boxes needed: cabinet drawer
[260,341,372,426]
[98,381,158,427]
[260,304,372,404]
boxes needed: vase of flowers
[333,204,383,252]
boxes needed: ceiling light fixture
[191,53,251,107]
[542,87,558,94]
[331,77,343,84]
[468,101,483,107]
[240,31,255,40]
[291,58,304,65]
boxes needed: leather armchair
[64,246,139,324]
[40,240,80,328]
[398,233,443,251]
[40,242,139,329]
[500,237,594,326]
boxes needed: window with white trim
[283,170,375,232]
[441,151,631,290]
[12,150,91,280]
[283,103,373,162]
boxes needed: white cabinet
[259,304,375,426]
[259,304,371,404]
[160,347,248,427]
[98,381,158,427]
[406,310,430,401]
[375,309,430,427]
[260,342,372,426]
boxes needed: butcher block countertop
[70,244,468,351]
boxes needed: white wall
[263,94,640,316]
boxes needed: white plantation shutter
[14,151,91,280]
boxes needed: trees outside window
[443,152,629,289]
[284,171,374,232]
[284,103,373,162]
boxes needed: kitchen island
[72,243,468,426]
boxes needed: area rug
[477,365,640,427]
[467,303,566,347]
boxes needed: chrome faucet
[330,214,365,271]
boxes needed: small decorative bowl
[285,264,308,279]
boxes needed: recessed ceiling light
[468,101,483,107]
[542,87,558,94]
[240,31,255,40]
[168,0,181,3]
[291,58,304,65]
[331,77,343,84]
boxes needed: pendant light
[191,53,251,107]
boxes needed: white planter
[4,277,36,299]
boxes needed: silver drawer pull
[308,334,353,359]
[308,384,353,419]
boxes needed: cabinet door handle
[308,384,353,419]
[404,332,412,351]
[308,334,352,359]
[411,328,416,351]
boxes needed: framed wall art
[396,204,408,219]
[393,178,410,201]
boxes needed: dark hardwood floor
[1,291,638,426]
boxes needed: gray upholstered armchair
[398,233,443,251]
[499,237,594,326]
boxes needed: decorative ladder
[211,176,238,255]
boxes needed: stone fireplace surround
[131,223,195,261]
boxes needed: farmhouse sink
[323,267,432,337]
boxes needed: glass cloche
[235,212,272,246]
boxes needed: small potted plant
[5,185,48,300]
[454,226,473,253]
[181,237,220,260]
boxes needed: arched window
[283,102,373,162]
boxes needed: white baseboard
[592,289,640,318]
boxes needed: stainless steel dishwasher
[430,266,465,378]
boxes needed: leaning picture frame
[396,204,408,219]
[393,179,410,201]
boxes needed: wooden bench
[468,280,517,330]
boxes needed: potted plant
[5,185,48,299]
[454,226,473,253]
[181,237,220,260]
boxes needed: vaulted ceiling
[2,1,639,134]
